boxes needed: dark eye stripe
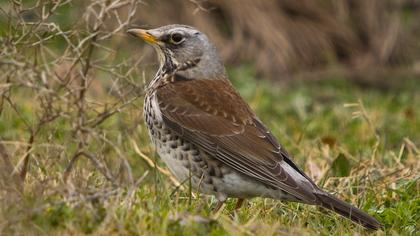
[159,34,171,44]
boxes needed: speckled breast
[143,91,227,197]
[143,89,294,202]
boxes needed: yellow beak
[127,28,158,44]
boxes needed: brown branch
[2,0,143,205]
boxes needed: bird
[127,24,381,230]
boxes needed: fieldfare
[127,25,381,230]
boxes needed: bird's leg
[228,198,246,219]
[212,201,225,213]
[234,198,245,211]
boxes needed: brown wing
[156,75,319,203]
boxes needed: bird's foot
[212,200,225,214]
[234,198,245,211]
[228,198,246,220]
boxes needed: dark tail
[314,192,382,230]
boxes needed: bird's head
[127,24,225,78]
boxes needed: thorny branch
[0,0,143,195]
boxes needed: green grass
[1,0,419,234]
[1,65,419,235]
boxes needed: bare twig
[1,0,142,196]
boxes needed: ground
[1,64,418,235]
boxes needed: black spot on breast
[192,154,202,162]
[183,160,191,168]
[170,142,178,149]
[182,144,191,151]
[208,166,215,176]
[204,177,213,185]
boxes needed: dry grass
[0,1,419,235]
[132,0,420,79]
[1,0,145,222]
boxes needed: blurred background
[132,0,420,85]
[0,0,419,235]
[3,0,420,82]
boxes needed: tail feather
[314,192,382,230]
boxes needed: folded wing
[156,75,319,203]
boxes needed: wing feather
[156,75,318,203]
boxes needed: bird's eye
[170,32,184,44]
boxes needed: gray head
[127,24,225,79]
